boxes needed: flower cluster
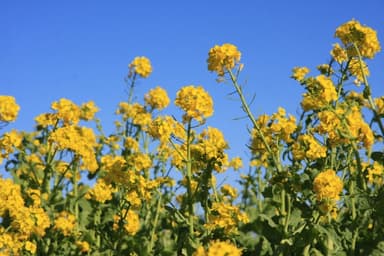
[313,169,343,202]
[194,240,242,256]
[335,19,381,59]
[204,202,249,234]
[292,134,327,160]
[207,43,241,76]
[175,85,214,124]
[144,86,170,110]
[128,56,152,78]
[54,211,76,236]
[49,125,98,172]
[35,98,99,127]
[301,75,338,111]
[113,209,140,235]
[250,108,297,167]
[291,66,310,81]
[0,129,23,164]
[0,95,20,123]
[0,178,50,254]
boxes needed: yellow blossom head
[175,85,214,124]
[144,86,170,110]
[0,95,20,123]
[194,240,242,256]
[335,19,381,59]
[128,56,152,78]
[51,98,81,125]
[331,43,348,63]
[291,67,310,81]
[207,43,241,76]
[80,101,99,120]
[313,169,343,202]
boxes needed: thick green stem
[185,120,194,238]
[284,193,291,235]
[147,193,162,255]
[350,179,356,220]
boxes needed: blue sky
[1,1,384,180]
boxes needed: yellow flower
[113,209,140,235]
[0,95,20,122]
[0,129,23,163]
[375,96,384,115]
[229,157,243,170]
[313,169,343,202]
[175,85,214,124]
[291,66,310,81]
[128,56,152,78]
[51,98,81,125]
[148,115,176,144]
[35,113,57,127]
[317,64,334,75]
[54,211,76,236]
[49,125,98,172]
[124,136,139,152]
[292,134,327,160]
[221,184,238,198]
[205,202,249,234]
[144,86,170,110]
[348,58,369,84]
[207,43,241,76]
[76,241,90,253]
[86,179,115,203]
[116,102,152,128]
[24,241,36,254]
[335,19,381,59]
[194,240,242,256]
[366,162,383,185]
[80,101,99,120]
[301,75,338,111]
[330,43,348,63]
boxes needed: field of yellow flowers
[1,19,383,255]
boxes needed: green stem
[127,72,137,104]
[353,43,384,136]
[350,179,356,220]
[228,70,282,172]
[284,193,291,235]
[147,193,162,255]
[351,227,359,254]
[185,120,194,237]
[72,160,79,232]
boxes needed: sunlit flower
[175,85,213,123]
[330,43,348,63]
[144,86,170,110]
[313,169,343,201]
[291,66,310,81]
[0,95,20,122]
[335,19,381,59]
[207,43,241,76]
[128,56,152,78]
[194,240,242,256]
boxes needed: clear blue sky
[1,1,384,179]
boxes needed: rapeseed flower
[207,43,241,76]
[128,56,152,78]
[335,19,381,59]
[0,95,20,122]
[175,85,213,124]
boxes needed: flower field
[1,19,383,255]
